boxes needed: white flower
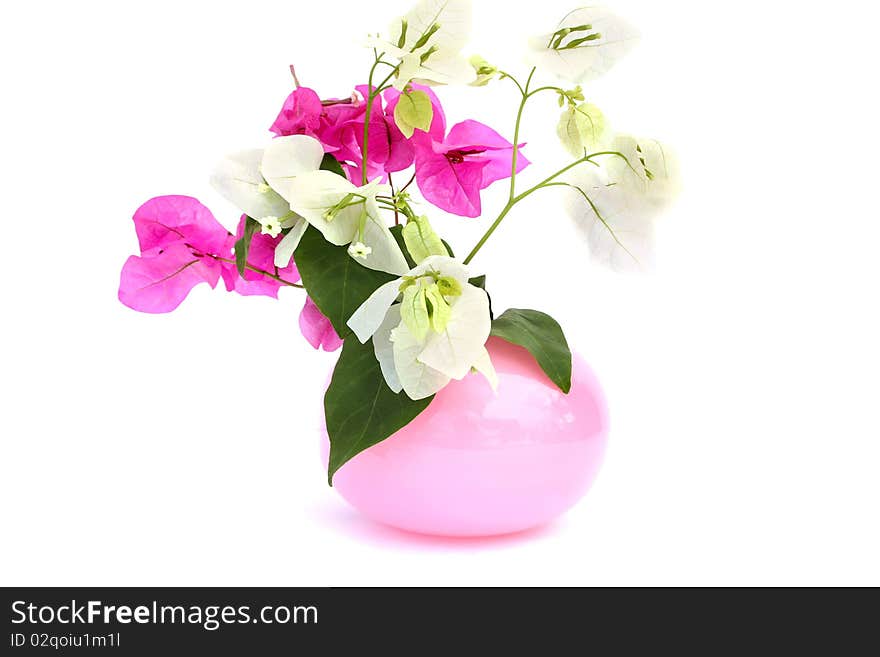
[210,134,324,268]
[565,134,679,272]
[348,242,373,259]
[347,255,496,400]
[287,171,410,276]
[259,216,283,238]
[526,6,639,84]
[369,0,475,90]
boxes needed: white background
[1,0,878,586]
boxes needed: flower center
[547,24,603,50]
[445,148,486,165]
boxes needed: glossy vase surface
[321,337,609,537]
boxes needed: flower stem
[212,256,304,288]
[507,73,531,203]
[463,151,628,265]
[362,56,399,186]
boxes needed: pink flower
[412,120,530,217]
[324,85,414,182]
[274,84,447,182]
[120,198,302,314]
[220,215,300,298]
[269,87,323,138]
[299,297,343,352]
[119,196,230,313]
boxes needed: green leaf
[233,217,260,276]
[320,153,347,178]
[490,309,572,393]
[393,89,434,138]
[402,215,447,264]
[325,337,434,484]
[468,275,486,289]
[294,226,396,338]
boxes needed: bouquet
[119,1,679,485]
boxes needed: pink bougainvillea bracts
[270,84,448,183]
[412,120,529,217]
[269,87,324,138]
[119,197,302,312]
[119,196,231,313]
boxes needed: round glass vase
[320,337,609,537]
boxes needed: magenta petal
[270,87,323,137]
[316,100,365,153]
[119,242,221,313]
[133,195,230,256]
[445,120,516,151]
[299,297,343,352]
[413,134,488,218]
[384,119,416,172]
[338,115,391,169]
[443,120,529,189]
[479,145,530,188]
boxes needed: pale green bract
[468,55,499,87]
[401,215,447,264]
[557,102,608,157]
[401,283,431,341]
[393,89,435,138]
[347,255,495,400]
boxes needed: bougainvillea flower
[369,0,475,90]
[269,87,323,137]
[412,120,530,217]
[287,171,410,275]
[565,135,679,272]
[319,86,415,182]
[527,7,639,84]
[299,296,343,352]
[119,196,231,313]
[210,134,324,267]
[220,215,301,298]
[210,134,323,220]
[347,255,496,400]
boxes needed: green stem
[507,76,531,202]
[464,156,598,265]
[362,57,399,186]
[498,70,526,96]
[462,148,632,265]
[463,68,531,265]
[526,85,566,99]
[213,256,304,289]
[463,203,515,266]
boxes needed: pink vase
[320,336,609,537]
